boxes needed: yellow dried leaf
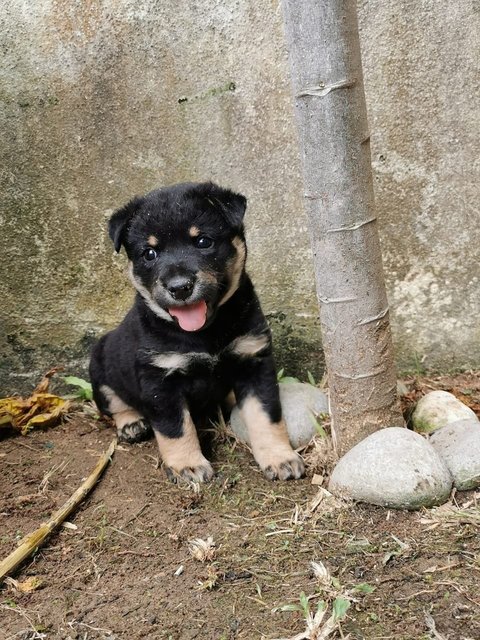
[5,576,43,593]
[33,367,63,394]
[0,370,70,435]
[0,397,29,423]
[18,576,43,592]
[22,399,70,434]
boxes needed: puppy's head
[109,182,247,331]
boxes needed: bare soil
[1,373,479,640]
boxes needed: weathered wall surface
[359,0,480,372]
[0,0,478,393]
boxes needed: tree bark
[281,0,404,455]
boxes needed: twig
[0,439,116,582]
[124,501,151,526]
[424,612,447,640]
[1,603,46,639]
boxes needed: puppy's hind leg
[99,385,152,443]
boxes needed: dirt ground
[1,373,479,640]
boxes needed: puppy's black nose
[166,276,195,301]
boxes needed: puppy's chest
[150,349,221,378]
[147,332,269,379]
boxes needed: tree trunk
[281,0,404,455]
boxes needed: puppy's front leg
[140,379,213,482]
[233,356,305,481]
[153,407,214,484]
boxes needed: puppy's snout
[165,275,195,301]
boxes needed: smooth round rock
[328,427,452,509]
[229,382,329,449]
[412,390,478,434]
[430,419,480,490]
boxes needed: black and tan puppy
[89,182,304,483]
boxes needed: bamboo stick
[0,438,117,582]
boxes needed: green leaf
[331,576,341,590]
[307,370,316,386]
[274,603,303,613]
[4,598,17,607]
[63,376,91,390]
[353,582,376,594]
[277,368,285,381]
[332,597,350,621]
[62,376,93,401]
[299,591,310,616]
[308,412,327,438]
[316,599,327,613]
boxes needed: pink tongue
[168,301,208,331]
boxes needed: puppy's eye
[194,235,214,249]
[143,248,157,261]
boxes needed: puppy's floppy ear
[108,197,143,253]
[206,185,247,229]
[222,191,247,228]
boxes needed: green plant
[62,376,93,401]
[277,368,300,384]
[309,413,329,438]
[272,562,375,640]
[273,591,350,639]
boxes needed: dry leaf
[188,536,216,562]
[196,565,219,591]
[33,367,63,394]
[5,576,43,593]
[310,561,332,587]
[0,369,70,435]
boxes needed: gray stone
[430,419,480,491]
[230,382,329,449]
[412,390,478,434]
[328,427,452,509]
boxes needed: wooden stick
[0,438,116,582]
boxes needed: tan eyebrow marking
[189,225,200,237]
[148,235,159,247]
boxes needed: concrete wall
[1,0,478,393]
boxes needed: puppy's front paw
[117,419,152,443]
[165,460,214,484]
[261,451,305,481]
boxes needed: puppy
[89,182,304,483]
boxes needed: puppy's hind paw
[165,461,214,485]
[117,419,153,444]
[262,452,305,481]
